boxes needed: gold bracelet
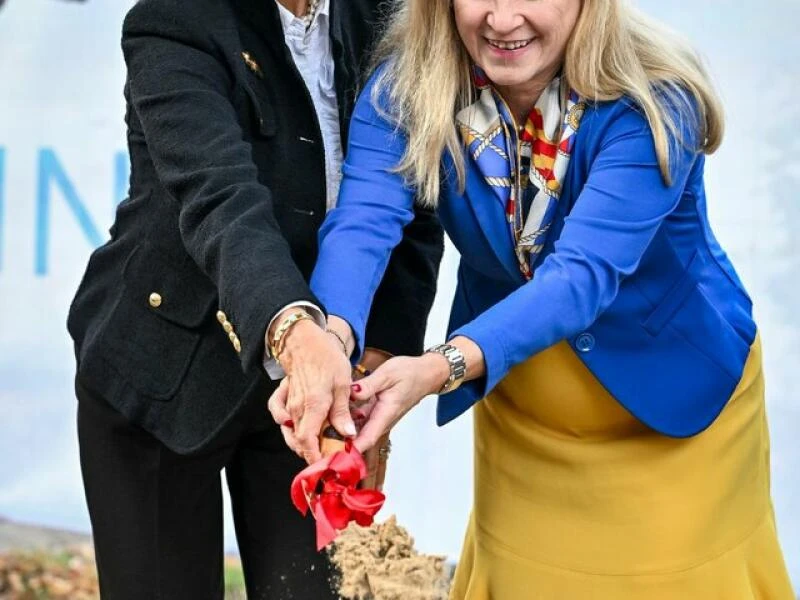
[326,328,348,355]
[271,310,315,363]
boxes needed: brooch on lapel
[241,51,263,79]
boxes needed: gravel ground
[0,516,246,599]
[0,518,91,554]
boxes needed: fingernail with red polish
[351,383,362,393]
[283,419,294,428]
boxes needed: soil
[330,516,452,600]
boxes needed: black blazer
[67,0,443,453]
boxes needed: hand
[348,353,451,453]
[351,348,394,490]
[267,313,355,464]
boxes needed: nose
[486,0,525,34]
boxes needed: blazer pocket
[642,250,750,381]
[642,250,701,336]
[100,244,216,401]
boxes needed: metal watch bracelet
[425,343,467,394]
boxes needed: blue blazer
[311,72,757,438]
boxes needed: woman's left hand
[348,353,451,453]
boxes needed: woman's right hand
[349,335,485,452]
[348,353,451,453]
[267,314,355,464]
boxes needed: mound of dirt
[330,516,452,600]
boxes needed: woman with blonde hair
[270,0,795,596]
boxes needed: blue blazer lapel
[462,163,524,282]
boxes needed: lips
[485,38,534,51]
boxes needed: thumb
[350,367,392,403]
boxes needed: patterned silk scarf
[456,68,586,279]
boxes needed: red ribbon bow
[290,441,386,551]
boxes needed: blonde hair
[371,0,724,207]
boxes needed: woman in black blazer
[67,0,443,597]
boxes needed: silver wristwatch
[425,343,467,394]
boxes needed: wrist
[326,328,348,355]
[449,335,485,381]
[420,352,452,396]
[279,319,323,368]
[424,343,468,394]
[270,309,322,366]
[268,307,307,342]
[327,315,355,355]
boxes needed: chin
[480,66,534,89]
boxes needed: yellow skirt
[450,336,794,599]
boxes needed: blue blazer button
[575,332,595,353]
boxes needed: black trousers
[76,377,338,600]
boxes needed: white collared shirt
[264,0,341,378]
[275,0,342,211]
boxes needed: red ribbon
[290,441,386,551]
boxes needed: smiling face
[453,0,581,104]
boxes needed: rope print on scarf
[456,67,586,279]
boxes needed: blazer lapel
[236,0,353,150]
[231,0,291,64]
[462,161,526,283]
[328,0,356,149]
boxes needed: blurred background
[0,0,797,595]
